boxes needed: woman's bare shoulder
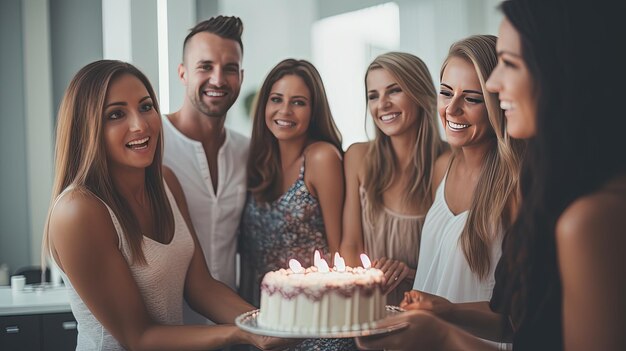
[305,141,343,164]
[344,142,371,180]
[344,142,371,166]
[52,188,110,225]
[49,188,118,249]
[557,176,626,249]
[345,142,370,158]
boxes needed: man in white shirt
[162,16,249,325]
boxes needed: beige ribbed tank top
[359,187,425,306]
[52,183,194,350]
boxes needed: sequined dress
[239,158,356,351]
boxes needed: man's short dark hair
[182,15,243,61]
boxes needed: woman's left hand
[372,257,411,294]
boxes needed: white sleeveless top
[52,183,194,350]
[413,170,502,303]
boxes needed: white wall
[165,0,196,114]
[313,3,400,148]
[399,0,502,86]
[218,0,317,136]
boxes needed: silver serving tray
[235,305,407,338]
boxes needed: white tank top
[52,183,194,350]
[413,169,502,303]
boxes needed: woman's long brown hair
[43,60,173,265]
[247,59,342,203]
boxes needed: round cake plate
[235,305,408,338]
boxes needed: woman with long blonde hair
[340,52,446,306]
[43,60,293,350]
[410,35,525,304]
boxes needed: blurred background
[0,0,501,279]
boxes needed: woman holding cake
[357,0,626,350]
[42,60,294,350]
[340,52,446,306]
[239,59,355,350]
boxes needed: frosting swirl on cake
[261,267,385,301]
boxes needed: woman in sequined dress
[239,59,355,350]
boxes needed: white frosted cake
[257,261,386,333]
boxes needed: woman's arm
[556,187,626,351]
[356,310,500,351]
[401,290,512,342]
[304,141,345,260]
[339,143,368,267]
[49,190,254,350]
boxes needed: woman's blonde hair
[43,60,174,265]
[362,52,445,223]
[247,59,342,203]
[441,35,526,279]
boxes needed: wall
[398,0,502,86]
[317,0,388,18]
[0,0,102,274]
[164,0,196,114]
[0,0,30,275]
[50,0,103,118]
[216,0,317,136]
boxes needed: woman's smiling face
[486,17,537,139]
[438,56,493,148]
[366,68,420,138]
[103,73,161,172]
[264,74,312,143]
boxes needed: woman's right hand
[356,310,447,350]
[356,309,499,351]
[400,290,454,318]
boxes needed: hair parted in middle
[441,35,526,280]
[247,59,342,203]
[42,60,174,265]
[362,52,446,227]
